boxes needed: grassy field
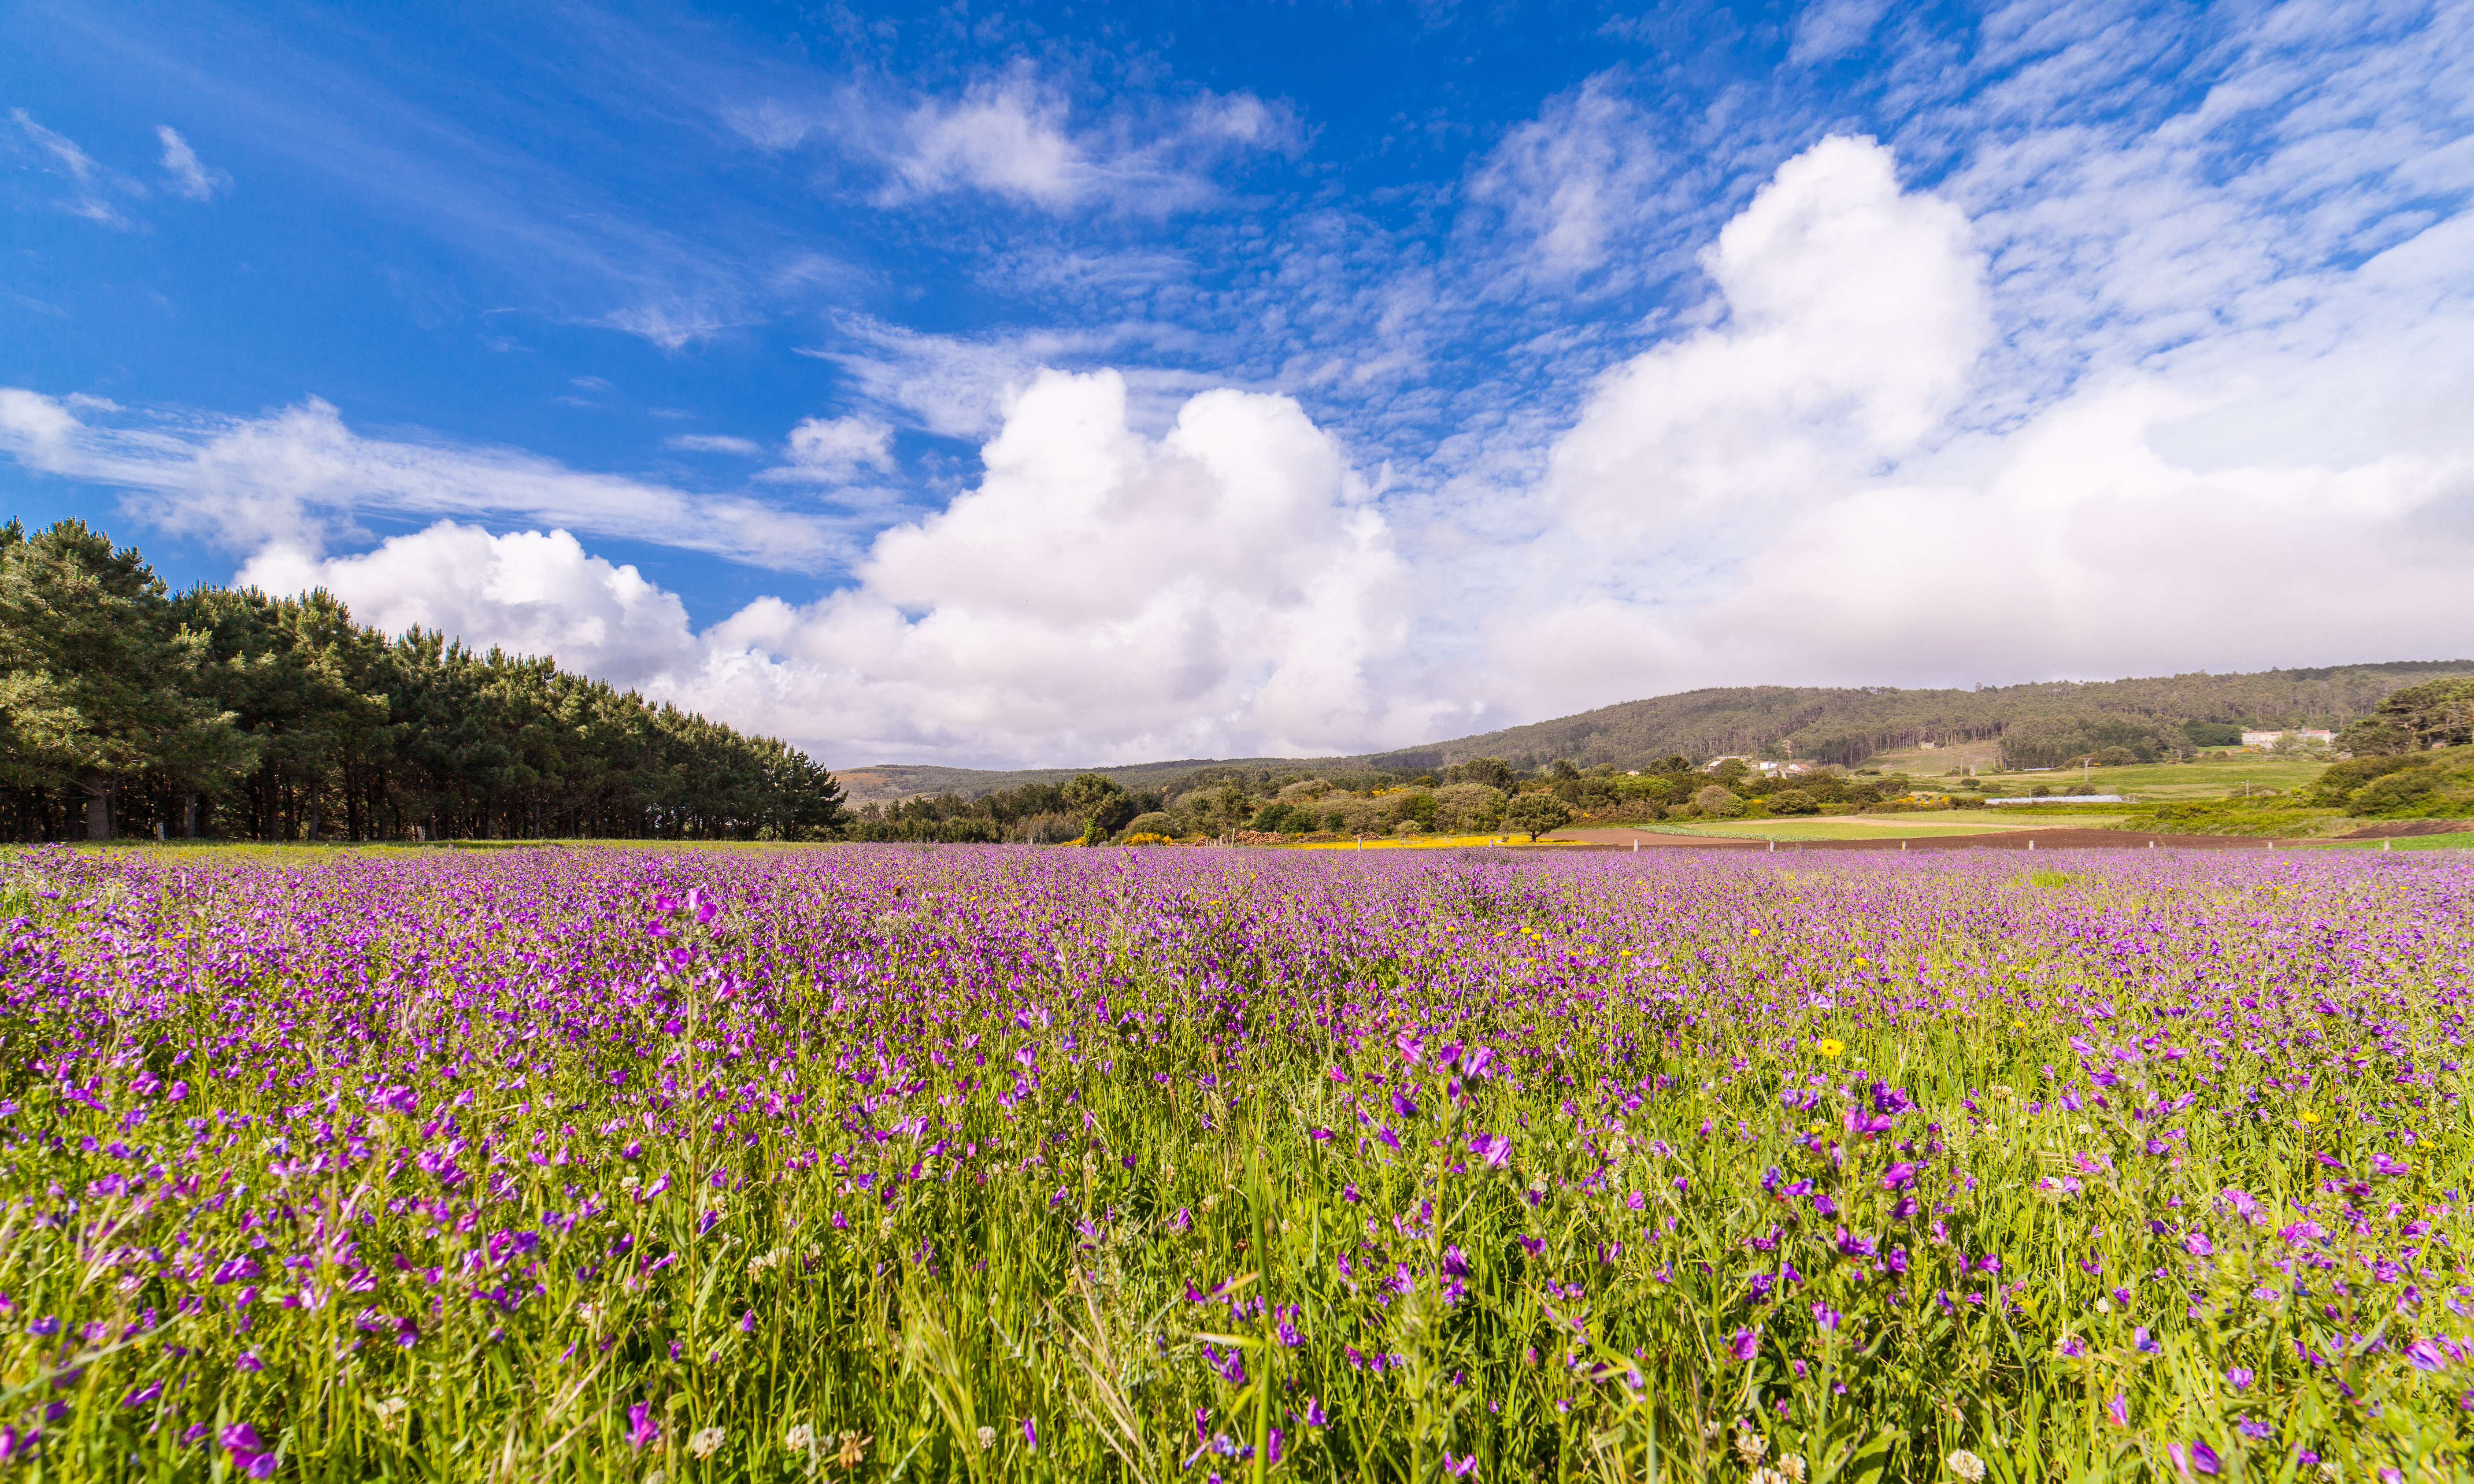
[1569,816,2135,842]
[1600,818,2027,841]
[2307,831,2474,851]
[1996,751,2335,803]
[1856,738,2004,774]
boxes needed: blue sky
[5,0,2471,767]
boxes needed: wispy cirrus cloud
[154,125,229,200]
[663,433,764,456]
[0,389,841,572]
[7,108,141,227]
[726,65,1296,216]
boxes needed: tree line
[0,520,847,842]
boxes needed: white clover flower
[1948,1449,1988,1482]
[687,1426,725,1459]
[784,1423,814,1451]
[976,1425,997,1452]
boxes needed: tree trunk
[184,792,198,839]
[81,770,111,840]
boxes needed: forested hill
[843,661,2474,802]
[1360,663,2474,774]
[0,520,846,842]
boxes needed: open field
[2311,832,2474,852]
[1630,818,2055,840]
[3,842,2471,1480]
[1557,816,2131,843]
[1856,738,2005,774]
[2001,753,2334,803]
[1876,751,2334,804]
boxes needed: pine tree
[0,521,254,837]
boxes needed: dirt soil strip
[1544,828,2301,852]
[2332,820,2474,840]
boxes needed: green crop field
[1983,753,2333,804]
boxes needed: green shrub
[2351,769,2441,814]
[1693,785,1744,818]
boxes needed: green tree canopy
[0,520,255,837]
[1504,792,1573,840]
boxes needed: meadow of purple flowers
[0,842,2468,1481]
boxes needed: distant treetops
[0,519,845,843]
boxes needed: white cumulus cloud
[239,525,701,688]
[235,370,1442,767]
[1486,131,2474,719]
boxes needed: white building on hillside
[2240,729,2334,747]
[1701,757,1815,777]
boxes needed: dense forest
[0,520,846,842]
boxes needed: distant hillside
[836,661,2474,802]
[1359,661,2474,773]
[835,758,1311,804]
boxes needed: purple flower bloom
[1728,1327,1759,1362]
[222,1423,278,1479]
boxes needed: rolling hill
[833,660,2474,803]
